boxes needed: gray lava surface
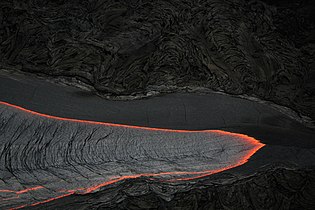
[0,103,263,209]
[0,72,314,209]
[0,0,315,207]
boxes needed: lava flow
[0,101,265,209]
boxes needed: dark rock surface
[0,0,314,119]
[1,0,315,209]
[1,72,312,130]
[0,101,314,210]
[29,168,315,210]
[0,72,315,209]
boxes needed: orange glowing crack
[0,187,45,206]
[15,186,44,195]
[0,186,44,198]
[0,101,265,209]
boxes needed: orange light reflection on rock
[0,101,265,209]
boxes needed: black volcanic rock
[1,71,315,209]
[1,1,315,208]
[29,168,315,210]
[0,0,314,120]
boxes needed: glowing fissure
[0,101,265,209]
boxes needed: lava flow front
[0,101,264,209]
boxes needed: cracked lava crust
[0,101,264,209]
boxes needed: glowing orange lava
[0,101,265,209]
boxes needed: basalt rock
[0,0,314,119]
[29,167,315,210]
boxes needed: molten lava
[0,101,265,209]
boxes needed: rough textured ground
[1,0,315,209]
[0,102,264,209]
[29,168,315,210]
[0,0,314,119]
[0,72,315,209]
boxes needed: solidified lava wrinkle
[0,101,265,209]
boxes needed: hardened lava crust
[0,0,314,120]
[0,0,315,209]
[0,102,264,209]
